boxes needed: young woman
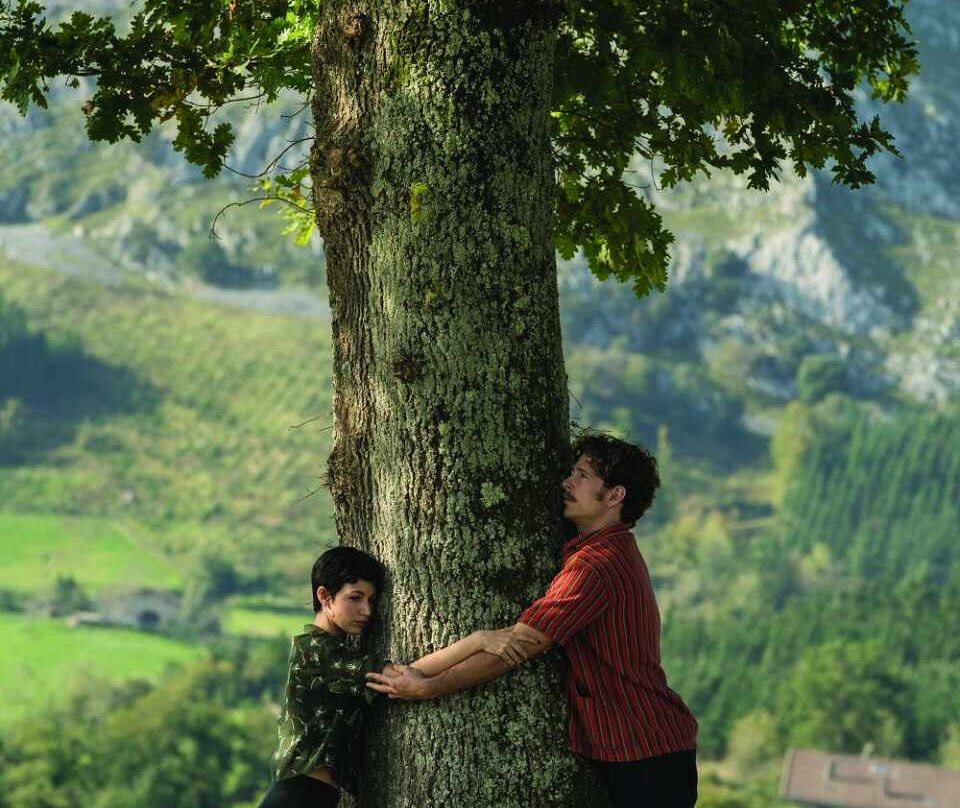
[257,546,532,808]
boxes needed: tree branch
[222,137,314,180]
[209,194,313,238]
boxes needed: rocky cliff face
[562,0,959,409]
[868,0,960,220]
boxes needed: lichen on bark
[311,3,602,806]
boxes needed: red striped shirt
[519,522,697,761]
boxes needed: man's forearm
[423,651,513,698]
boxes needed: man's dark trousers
[596,749,698,808]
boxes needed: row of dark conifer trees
[667,405,960,759]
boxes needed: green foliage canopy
[779,640,905,755]
[0,0,918,296]
[0,649,283,808]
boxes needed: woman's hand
[473,628,540,666]
[366,664,433,699]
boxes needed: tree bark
[311,3,597,806]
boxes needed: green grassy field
[224,605,306,639]
[0,512,181,594]
[0,613,202,728]
[0,256,343,729]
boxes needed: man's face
[563,454,620,527]
[317,579,377,636]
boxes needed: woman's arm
[409,632,484,676]
[409,628,539,676]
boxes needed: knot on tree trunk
[326,434,367,508]
[311,142,370,240]
[343,11,368,46]
[325,146,363,178]
[391,349,425,383]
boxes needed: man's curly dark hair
[571,432,660,526]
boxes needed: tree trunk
[311,3,596,806]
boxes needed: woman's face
[318,579,377,635]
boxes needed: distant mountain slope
[2,3,957,421]
[0,257,336,581]
[0,83,322,287]
[566,0,959,412]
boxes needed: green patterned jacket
[273,624,384,793]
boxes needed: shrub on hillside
[0,658,276,808]
[0,587,26,612]
[175,553,243,638]
[1,293,86,403]
[777,640,905,756]
[0,397,24,458]
[34,575,94,617]
[940,724,960,770]
[0,293,29,347]
[796,354,847,403]
[0,294,48,398]
[566,344,748,460]
[725,710,781,779]
[0,292,152,455]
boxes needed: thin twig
[281,98,312,120]
[275,158,311,174]
[222,136,315,179]
[184,92,266,108]
[289,413,333,430]
[296,484,325,503]
[209,195,313,238]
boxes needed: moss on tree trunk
[311,4,597,805]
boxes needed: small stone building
[98,588,181,630]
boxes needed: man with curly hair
[368,433,699,808]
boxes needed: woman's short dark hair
[571,432,660,526]
[311,546,386,612]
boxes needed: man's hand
[367,623,551,701]
[366,664,433,700]
[474,628,541,666]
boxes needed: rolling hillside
[0,257,337,580]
